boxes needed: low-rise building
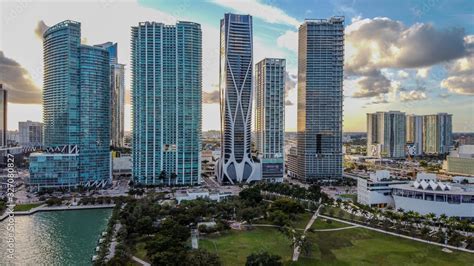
[445,145,474,176]
[391,181,474,218]
[174,189,232,204]
[357,170,409,208]
[112,155,131,177]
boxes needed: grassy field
[201,218,474,266]
[291,212,313,230]
[200,227,293,265]
[311,218,350,230]
[13,203,43,212]
[298,222,474,266]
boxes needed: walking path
[132,256,151,266]
[292,205,322,261]
[0,204,115,221]
[312,225,359,232]
[319,214,474,254]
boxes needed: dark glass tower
[296,17,344,181]
[217,13,257,184]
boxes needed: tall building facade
[217,13,257,184]
[367,111,406,158]
[406,114,423,156]
[29,20,111,189]
[423,113,453,155]
[95,42,126,147]
[255,58,285,182]
[296,17,344,180]
[19,120,43,147]
[0,84,6,147]
[131,21,202,185]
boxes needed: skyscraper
[29,20,110,189]
[94,42,125,147]
[406,114,423,156]
[296,17,344,180]
[423,113,453,155]
[255,58,285,182]
[0,84,6,147]
[367,111,406,158]
[19,120,43,147]
[131,21,202,185]
[217,13,257,184]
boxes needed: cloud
[346,17,472,100]
[441,36,474,96]
[352,70,391,98]
[399,90,427,102]
[416,67,430,78]
[284,71,296,105]
[203,90,220,104]
[277,30,297,52]
[34,20,49,39]
[211,0,300,27]
[397,70,409,79]
[0,51,42,104]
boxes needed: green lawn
[201,220,474,266]
[311,218,349,230]
[13,203,43,212]
[200,227,293,265]
[298,226,474,266]
[292,212,313,230]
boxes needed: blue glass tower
[29,20,111,189]
[131,21,202,185]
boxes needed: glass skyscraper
[296,17,344,180]
[95,42,126,148]
[367,111,407,158]
[423,113,453,155]
[0,84,6,147]
[29,20,111,189]
[216,13,258,184]
[131,21,202,185]
[255,58,285,182]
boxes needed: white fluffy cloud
[441,56,474,95]
[346,17,472,101]
[399,90,427,102]
[277,30,298,52]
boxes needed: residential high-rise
[95,42,125,147]
[296,17,344,180]
[255,58,285,182]
[406,114,423,156]
[131,21,202,185]
[423,113,453,154]
[0,84,6,147]
[216,13,257,184]
[367,111,406,158]
[19,120,43,147]
[29,20,111,189]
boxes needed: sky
[0,0,473,132]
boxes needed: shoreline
[0,204,116,222]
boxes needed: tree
[246,252,282,266]
[239,207,260,224]
[268,210,290,227]
[185,249,221,266]
[159,170,167,181]
[170,173,178,184]
[239,187,262,205]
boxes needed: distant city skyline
[1,0,473,132]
